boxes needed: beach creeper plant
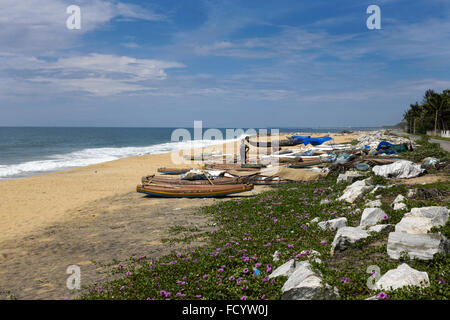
[80,171,450,300]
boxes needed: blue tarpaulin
[291,136,332,146]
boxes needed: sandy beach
[0,132,359,299]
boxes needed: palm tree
[423,89,445,136]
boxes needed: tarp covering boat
[291,136,333,146]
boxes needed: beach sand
[0,132,359,299]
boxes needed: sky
[0,0,449,128]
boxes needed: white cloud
[0,0,165,54]
[0,53,184,96]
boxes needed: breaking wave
[0,137,243,179]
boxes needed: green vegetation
[80,173,450,300]
[403,89,449,135]
[429,136,450,142]
[402,135,450,163]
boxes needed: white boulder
[318,217,347,231]
[366,199,382,208]
[392,194,406,205]
[395,216,434,234]
[269,259,297,279]
[368,224,394,233]
[360,208,387,226]
[337,172,361,183]
[338,179,373,203]
[280,261,339,300]
[331,227,370,255]
[409,206,448,227]
[393,202,408,211]
[375,263,429,291]
[387,232,450,260]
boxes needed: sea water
[0,127,375,179]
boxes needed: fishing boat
[289,160,322,168]
[204,163,260,171]
[241,163,267,169]
[247,138,299,147]
[137,183,254,198]
[141,175,238,185]
[157,167,192,175]
[239,175,291,185]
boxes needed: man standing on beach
[240,137,250,164]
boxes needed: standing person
[240,138,250,164]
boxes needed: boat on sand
[157,167,192,175]
[137,183,254,198]
[141,175,238,185]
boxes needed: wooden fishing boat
[204,163,260,171]
[289,160,322,168]
[239,175,291,185]
[241,163,267,169]
[141,175,238,185]
[137,183,254,198]
[248,139,298,147]
[157,167,192,175]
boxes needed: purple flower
[229,276,235,281]
[243,268,249,274]
[341,277,349,283]
[377,291,387,300]
[240,296,247,300]
[195,295,202,299]
[202,274,208,279]
[266,264,272,273]
[120,285,125,291]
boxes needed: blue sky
[1,0,449,127]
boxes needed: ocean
[0,127,376,180]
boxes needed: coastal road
[391,129,450,152]
[429,138,450,152]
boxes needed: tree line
[403,89,450,135]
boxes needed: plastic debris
[372,160,424,179]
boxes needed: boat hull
[157,167,192,175]
[142,175,238,185]
[137,184,254,198]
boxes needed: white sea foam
[0,136,244,179]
